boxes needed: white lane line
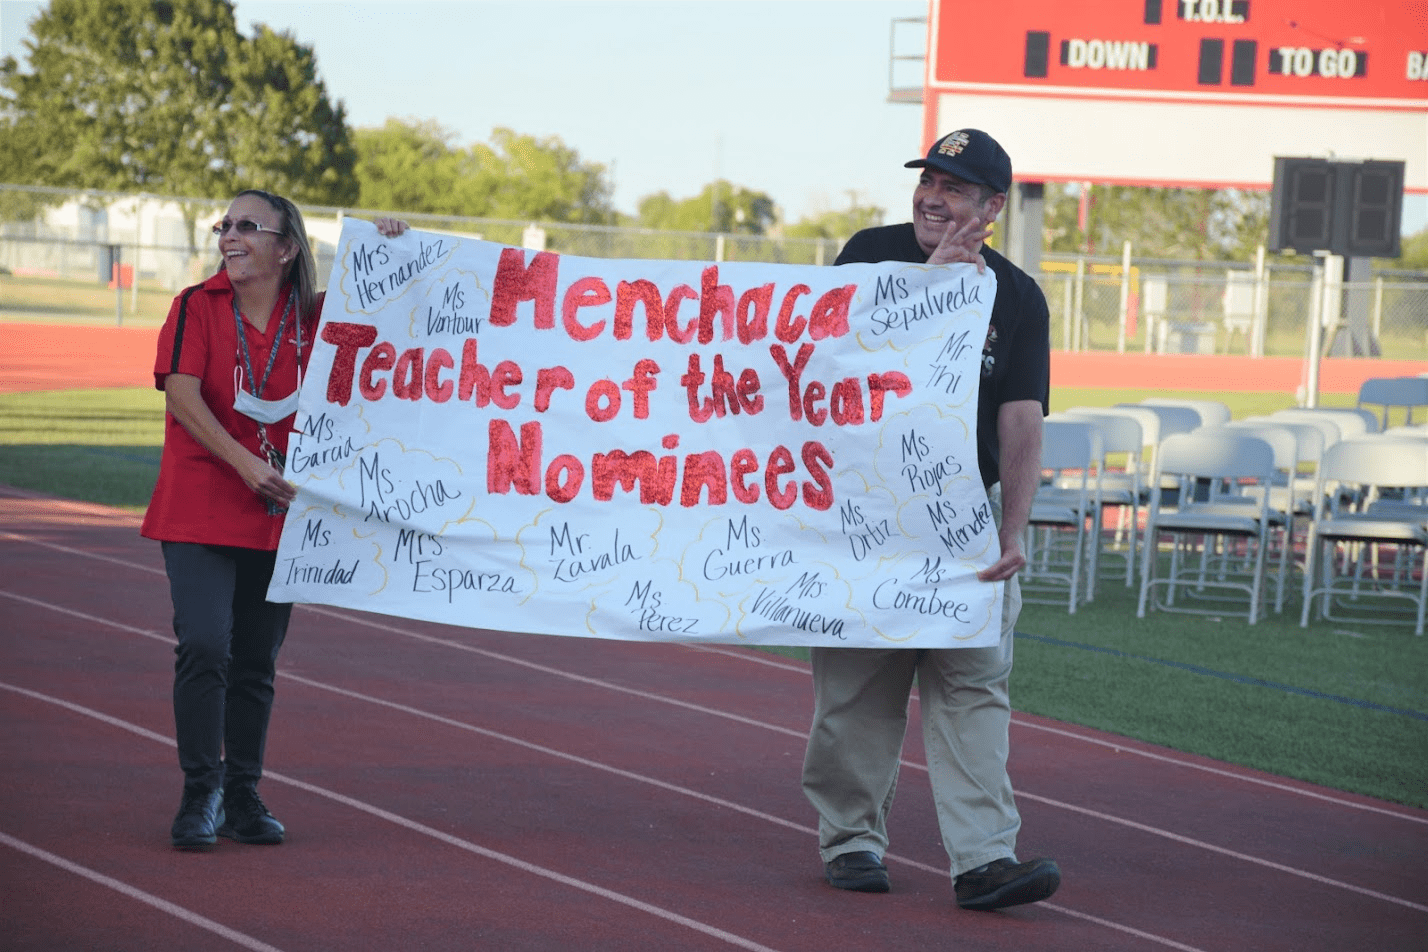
[300,604,812,740]
[1,677,1207,952]
[688,639,1428,825]
[0,528,163,575]
[0,681,783,952]
[6,583,1428,916]
[1017,788,1428,914]
[6,526,1426,826]
[0,831,288,952]
[1007,718,1428,822]
[281,670,812,834]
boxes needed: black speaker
[1268,157,1404,258]
[1268,158,1334,252]
[1344,161,1404,259]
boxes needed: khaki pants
[801,485,1022,879]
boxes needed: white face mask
[231,289,303,425]
[233,380,301,424]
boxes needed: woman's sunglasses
[213,218,285,237]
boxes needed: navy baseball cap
[905,129,1012,194]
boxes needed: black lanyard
[233,289,300,399]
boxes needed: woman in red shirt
[143,189,405,849]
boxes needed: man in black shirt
[800,128,1059,911]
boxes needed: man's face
[912,169,1004,256]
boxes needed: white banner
[268,219,1004,648]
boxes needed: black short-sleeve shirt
[836,223,1051,488]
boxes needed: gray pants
[163,542,291,796]
[801,486,1022,880]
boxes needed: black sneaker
[171,788,225,850]
[955,857,1060,910]
[824,850,891,893]
[218,786,285,845]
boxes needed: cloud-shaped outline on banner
[402,267,490,341]
[861,549,998,646]
[323,438,476,595]
[844,262,993,358]
[286,404,375,485]
[512,505,663,611]
[566,508,734,637]
[337,230,460,316]
[826,465,903,582]
[729,553,867,643]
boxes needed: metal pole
[130,198,142,316]
[1303,254,1339,409]
[130,240,140,316]
[1061,277,1073,351]
[1117,240,1131,354]
[112,245,123,327]
[1372,275,1384,343]
[1251,245,1267,358]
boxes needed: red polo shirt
[141,270,322,550]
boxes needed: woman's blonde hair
[234,189,318,316]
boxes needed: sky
[2,0,1423,235]
[0,0,932,223]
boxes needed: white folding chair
[1121,401,1201,440]
[1195,423,1302,612]
[1300,435,1428,635]
[1061,408,1146,586]
[1137,432,1277,624]
[1357,376,1428,429]
[1273,407,1379,439]
[1120,401,1202,512]
[1142,396,1231,428]
[1267,409,1343,451]
[1240,416,1327,517]
[1023,419,1103,613]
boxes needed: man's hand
[977,531,1027,582]
[928,215,991,272]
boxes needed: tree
[635,180,776,234]
[785,196,885,243]
[352,118,471,215]
[472,128,614,224]
[0,0,356,227]
[351,121,614,224]
[1394,228,1428,270]
[222,24,356,206]
[1043,184,1270,260]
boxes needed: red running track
[2,487,1426,951]
[4,322,1424,395]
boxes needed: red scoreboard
[922,0,1427,191]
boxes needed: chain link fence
[1037,253,1427,361]
[2,182,1425,363]
[0,184,839,304]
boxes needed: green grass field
[2,385,1424,809]
[0,274,177,327]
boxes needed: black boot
[218,785,285,845]
[171,788,225,850]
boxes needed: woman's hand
[165,374,298,508]
[235,451,298,507]
[374,217,410,237]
